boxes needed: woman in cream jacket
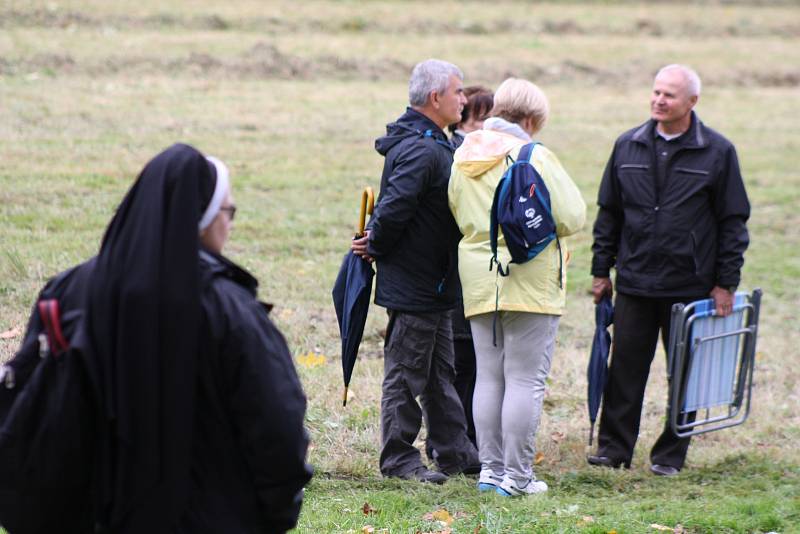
[448,78,586,496]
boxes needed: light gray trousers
[471,311,559,485]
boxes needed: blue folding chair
[667,289,762,438]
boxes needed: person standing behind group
[448,85,494,448]
[448,78,586,496]
[351,59,479,484]
[588,64,750,477]
[449,86,494,149]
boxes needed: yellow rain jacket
[448,129,586,318]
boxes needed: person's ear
[689,95,698,108]
[430,91,440,109]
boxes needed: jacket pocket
[618,164,653,206]
[389,313,436,371]
[675,167,710,176]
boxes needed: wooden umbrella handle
[356,186,375,237]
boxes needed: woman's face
[460,114,485,133]
[200,188,235,254]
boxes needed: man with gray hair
[351,58,479,483]
[588,64,750,476]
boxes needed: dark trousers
[597,292,702,469]
[379,309,478,476]
[453,338,477,448]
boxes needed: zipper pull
[38,332,49,358]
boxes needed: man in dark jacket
[352,59,479,483]
[588,65,750,476]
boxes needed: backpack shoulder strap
[517,141,541,164]
[37,299,70,357]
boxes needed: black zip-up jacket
[591,112,750,297]
[367,107,460,312]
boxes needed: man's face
[435,75,467,127]
[650,69,697,125]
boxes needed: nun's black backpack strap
[0,298,96,534]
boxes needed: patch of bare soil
[2,44,798,88]
[2,8,799,38]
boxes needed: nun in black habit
[83,143,312,533]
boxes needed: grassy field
[1,1,799,532]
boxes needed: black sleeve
[713,144,750,288]
[367,141,432,257]
[225,304,313,533]
[591,143,623,277]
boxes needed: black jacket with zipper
[591,112,750,297]
[367,107,460,312]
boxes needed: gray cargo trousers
[379,309,479,476]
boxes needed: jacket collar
[200,248,259,296]
[631,111,708,149]
[403,107,448,139]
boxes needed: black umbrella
[332,187,375,407]
[587,295,613,445]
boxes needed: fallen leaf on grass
[650,524,686,533]
[422,508,453,526]
[433,509,453,525]
[550,431,565,443]
[362,502,378,515]
[577,516,594,526]
[296,351,327,368]
[534,452,545,465]
[362,526,374,534]
[0,326,21,340]
[473,524,483,533]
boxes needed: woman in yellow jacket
[448,78,586,496]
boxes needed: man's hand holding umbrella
[351,231,374,264]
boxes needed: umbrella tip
[342,386,349,407]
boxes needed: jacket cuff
[591,262,611,278]
[716,278,740,291]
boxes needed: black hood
[375,107,452,156]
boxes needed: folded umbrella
[332,187,374,407]
[587,295,613,445]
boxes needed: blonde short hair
[490,78,549,134]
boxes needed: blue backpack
[489,142,562,285]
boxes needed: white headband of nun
[199,156,229,231]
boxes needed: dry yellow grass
[1,0,798,485]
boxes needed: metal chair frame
[667,289,762,438]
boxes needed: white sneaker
[496,475,548,496]
[477,469,503,492]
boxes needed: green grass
[2,1,799,532]
[303,455,800,533]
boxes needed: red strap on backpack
[37,299,70,357]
